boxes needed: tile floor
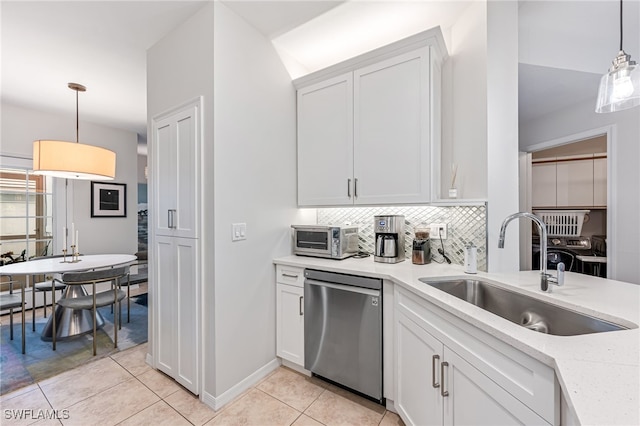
[0,342,404,425]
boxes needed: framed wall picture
[91,182,127,218]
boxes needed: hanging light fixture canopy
[595,0,640,113]
[32,83,116,180]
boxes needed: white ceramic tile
[62,378,159,426]
[205,389,299,426]
[256,367,324,411]
[164,387,218,425]
[118,400,191,426]
[39,357,132,409]
[136,369,182,399]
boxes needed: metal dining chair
[52,266,128,355]
[0,277,26,353]
[31,254,67,331]
[119,252,147,324]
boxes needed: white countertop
[273,255,640,426]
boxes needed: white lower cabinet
[276,266,305,366]
[154,235,199,394]
[395,287,558,426]
[396,311,443,425]
[443,349,546,425]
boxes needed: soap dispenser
[464,243,477,274]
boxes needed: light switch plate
[232,223,247,241]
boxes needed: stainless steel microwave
[291,225,359,259]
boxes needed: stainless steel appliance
[532,236,592,273]
[412,225,431,264]
[591,235,607,256]
[291,225,359,259]
[304,269,383,402]
[374,215,405,263]
[412,239,431,264]
[585,234,607,277]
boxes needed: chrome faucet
[498,212,564,292]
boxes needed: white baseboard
[145,353,153,367]
[202,390,216,410]
[203,358,280,411]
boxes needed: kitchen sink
[419,278,630,336]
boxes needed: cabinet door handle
[282,273,299,279]
[347,178,352,198]
[168,209,177,229]
[168,210,172,228]
[432,355,440,388]
[441,361,449,397]
[354,178,358,198]
[299,296,304,316]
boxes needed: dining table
[0,254,136,353]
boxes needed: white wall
[147,1,303,404]
[441,0,519,272]
[146,0,215,399]
[520,99,640,284]
[0,102,138,255]
[441,1,488,200]
[486,0,520,272]
[212,0,303,398]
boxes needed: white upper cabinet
[152,103,200,238]
[593,156,607,207]
[532,154,607,209]
[295,28,447,207]
[556,157,593,207]
[354,48,431,205]
[532,162,557,208]
[297,74,354,206]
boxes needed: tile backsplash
[317,204,487,271]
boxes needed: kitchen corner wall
[317,204,487,271]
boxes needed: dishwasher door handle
[305,278,380,297]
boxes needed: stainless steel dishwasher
[304,269,383,402]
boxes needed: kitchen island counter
[273,255,640,425]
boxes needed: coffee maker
[374,215,405,263]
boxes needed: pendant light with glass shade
[595,0,640,113]
[32,83,116,180]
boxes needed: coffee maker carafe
[374,215,405,263]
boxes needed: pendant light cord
[75,88,79,143]
[68,82,86,143]
[619,0,623,51]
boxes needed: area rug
[0,295,148,395]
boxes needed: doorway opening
[522,129,611,278]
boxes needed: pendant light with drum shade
[595,0,640,113]
[32,83,116,180]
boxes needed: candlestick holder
[67,245,81,263]
[61,249,68,263]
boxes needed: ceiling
[1,1,209,146]
[2,1,639,153]
[518,0,639,123]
